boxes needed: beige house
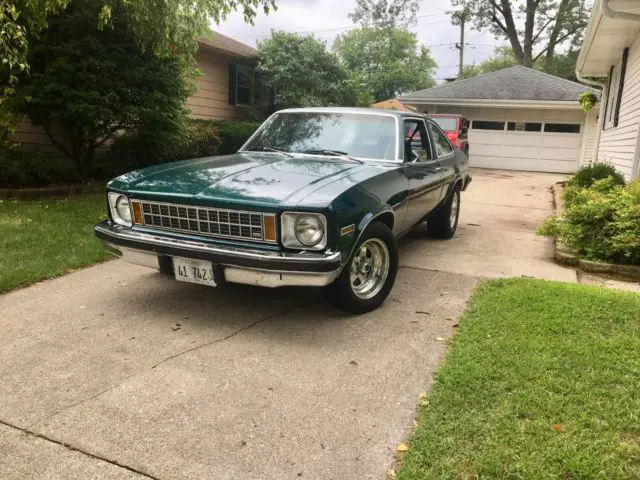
[12,31,260,150]
[576,0,640,180]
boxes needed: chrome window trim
[134,199,277,244]
[238,109,402,163]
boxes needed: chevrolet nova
[95,107,471,313]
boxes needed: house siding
[580,108,600,165]
[10,48,249,151]
[186,50,248,121]
[596,33,640,180]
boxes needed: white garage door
[468,120,582,173]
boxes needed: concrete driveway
[0,169,572,480]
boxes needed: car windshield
[432,117,458,132]
[242,112,397,161]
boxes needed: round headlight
[294,215,324,246]
[115,195,131,223]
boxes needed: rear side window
[432,117,458,132]
[428,123,455,158]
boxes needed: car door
[402,118,444,228]
[426,119,457,202]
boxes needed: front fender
[336,205,395,270]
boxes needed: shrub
[567,162,626,189]
[207,120,261,155]
[0,149,80,188]
[539,178,640,265]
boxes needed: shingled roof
[399,66,598,104]
[198,31,258,59]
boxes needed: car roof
[427,113,463,118]
[275,107,424,119]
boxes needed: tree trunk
[499,0,526,65]
[545,0,571,71]
[523,0,536,67]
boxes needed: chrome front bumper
[95,221,342,288]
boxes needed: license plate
[173,257,216,287]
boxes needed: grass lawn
[0,194,111,292]
[397,279,640,480]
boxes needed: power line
[236,12,451,40]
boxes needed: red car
[427,114,469,156]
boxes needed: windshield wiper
[302,149,364,164]
[246,146,294,158]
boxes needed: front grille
[137,200,272,242]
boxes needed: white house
[576,0,640,180]
[399,66,600,174]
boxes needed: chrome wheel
[450,192,459,229]
[350,238,390,300]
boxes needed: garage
[399,66,600,173]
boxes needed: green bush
[96,119,257,178]
[567,162,626,189]
[539,178,640,265]
[206,120,261,155]
[0,149,80,188]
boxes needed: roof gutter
[576,0,640,87]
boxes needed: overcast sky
[213,0,506,82]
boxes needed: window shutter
[228,63,237,105]
[614,47,629,128]
[603,66,614,129]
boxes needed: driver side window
[404,119,432,162]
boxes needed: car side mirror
[461,127,468,136]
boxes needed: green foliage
[349,0,420,28]
[451,0,590,68]
[0,148,79,187]
[10,0,191,177]
[578,91,598,113]
[462,46,580,81]
[257,31,357,109]
[1,0,274,93]
[96,119,257,179]
[567,162,626,189]
[333,27,437,102]
[539,178,640,265]
[462,46,517,78]
[207,120,260,155]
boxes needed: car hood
[108,152,383,208]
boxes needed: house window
[228,64,255,106]
[604,47,629,129]
[471,121,505,130]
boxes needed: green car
[95,107,471,313]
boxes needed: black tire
[427,186,461,239]
[323,222,398,314]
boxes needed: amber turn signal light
[263,214,276,242]
[131,200,143,225]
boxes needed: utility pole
[455,15,465,79]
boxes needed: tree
[1,0,276,91]
[349,0,420,28]
[257,31,357,110]
[9,0,191,177]
[452,0,589,68]
[461,46,517,78]
[333,27,437,103]
[462,45,579,81]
